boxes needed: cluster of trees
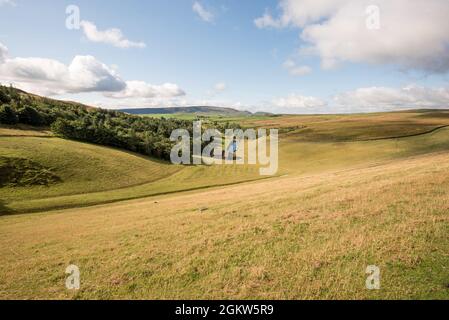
[50,114,194,160]
[0,85,240,161]
[1,86,35,125]
[0,85,74,126]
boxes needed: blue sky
[1,0,449,113]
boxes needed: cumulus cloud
[256,0,350,28]
[109,85,449,113]
[100,96,245,110]
[214,82,226,93]
[263,85,449,114]
[283,59,312,76]
[193,2,214,23]
[254,11,284,29]
[105,81,185,99]
[0,42,185,101]
[0,0,16,6]
[206,82,227,97]
[0,51,125,95]
[80,20,146,49]
[255,0,449,73]
[272,94,327,109]
[0,42,8,63]
[334,85,449,111]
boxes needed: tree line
[0,85,239,161]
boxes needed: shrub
[0,90,11,104]
[17,106,44,126]
[51,118,74,137]
[0,105,18,124]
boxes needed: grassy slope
[0,151,447,299]
[4,127,449,214]
[0,130,265,214]
[241,110,449,140]
[3,110,449,214]
[1,110,449,299]
[0,134,178,212]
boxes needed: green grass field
[0,133,267,214]
[3,110,449,214]
[0,110,448,299]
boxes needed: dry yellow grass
[243,111,449,141]
[0,125,52,137]
[0,151,448,299]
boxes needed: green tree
[17,106,44,126]
[0,89,11,104]
[0,105,18,124]
[8,84,20,101]
[51,118,74,137]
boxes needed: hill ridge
[119,106,252,116]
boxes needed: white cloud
[0,0,16,6]
[80,20,146,49]
[0,42,8,63]
[0,42,185,101]
[272,93,327,109]
[105,81,185,99]
[255,11,284,29]
[214,82,226,93]
[289,65,312,76]
[255,0,449,73]
[193,2,214,23]
[206,82,227,97]
[283,59,312,76]
[257,0,350,28]
[334,85,449,111]
[264,85,449,114]
[0,54,125,95]
[99,96,245,110]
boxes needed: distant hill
[119,106,252,116]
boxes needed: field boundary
[286,124,449,143]
[355,124,449,142]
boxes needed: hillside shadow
[0,200,14,216]
[418,111,449,119]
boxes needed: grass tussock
[0,156,61,187]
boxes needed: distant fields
[240,110,449,140]
[144,110,449,141]
[1,110,449,299]
[141,113,272,122]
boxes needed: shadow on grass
[417,111,449,119]
[0,200,14,216]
